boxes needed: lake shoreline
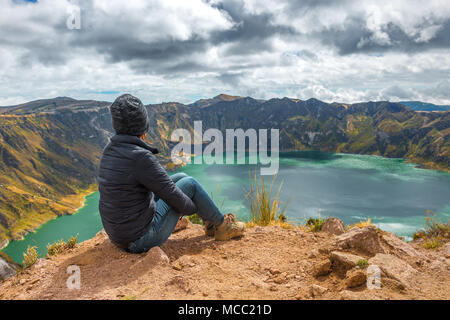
[0,185,98,254]
[2,150,449,263]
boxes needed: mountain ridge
[0,94,448,247]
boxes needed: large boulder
[369,253,418,289]
[334,226,385,255]
[321,218,345,235]
[381,233,425,261]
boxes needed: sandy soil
[0,221,449,300]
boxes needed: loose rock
[335,226,385,255]
[173,218,191,233]
[144,247,170,266]
[330,251,366,270]
[345,269,367,288]
[321,218,345,235]
[310,284,328,297]
[381,233,425,260]
[313,259,331,277]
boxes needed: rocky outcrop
[321,218,345,235]
[1,96,449,245]
[330,251,365,271]
[0,252,19,281]
[334,226,385,255]
[381,233,425,261]
[368,253,418,290]
[0,223,448,300]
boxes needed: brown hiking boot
[204,221,215,237]
[214,213,246,241]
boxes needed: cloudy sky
[1,0,449,105]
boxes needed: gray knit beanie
[110,94,149,136]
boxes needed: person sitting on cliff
[97,94,245,253]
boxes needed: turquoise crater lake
[3,151,450,263]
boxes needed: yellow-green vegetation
[422,238,441,249]
[66,234,78,249]
[357,259,369,269]
[188,213,203,225]
[46,239,66,256]
[1,97,449,254]
[122,295,138,300]
[245,170,290,228]
[0,112,103,245]
[346,218,373,230]
[413,211,449,249]
[22,245,38,268]
[305,217,326,232]
[345,115,377,153]
[46,235,78,256]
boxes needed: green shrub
[414,211,449,249]
[306,217,326,232]
[413,231,426,240]
[22,245,38,268]
[357,259,369,269]
[424,211,450,239]
[188,213,203,225]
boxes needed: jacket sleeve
[135,151,197,215]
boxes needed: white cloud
[0,0,449,106]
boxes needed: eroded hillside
[0,95,449,247]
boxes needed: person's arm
[135,151,197,215]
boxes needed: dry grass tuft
[245,170,289,227]
[413,211,449,249]
[22,245,38,269]
[46,234,78,257]
[346,218,373,230]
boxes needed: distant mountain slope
[148,96,449,172]
[0,95,449,246]
[399,101,450,112]
[189,94,243,108]
[0,110,110,246]
[0,97,110,115]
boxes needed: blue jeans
[127,173,225,253]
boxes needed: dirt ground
[0,221,449,300]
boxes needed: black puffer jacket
[97,134,197,245]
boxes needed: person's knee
[176,176,199,196]
[170,172,189,182]
[181,176,199,187]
